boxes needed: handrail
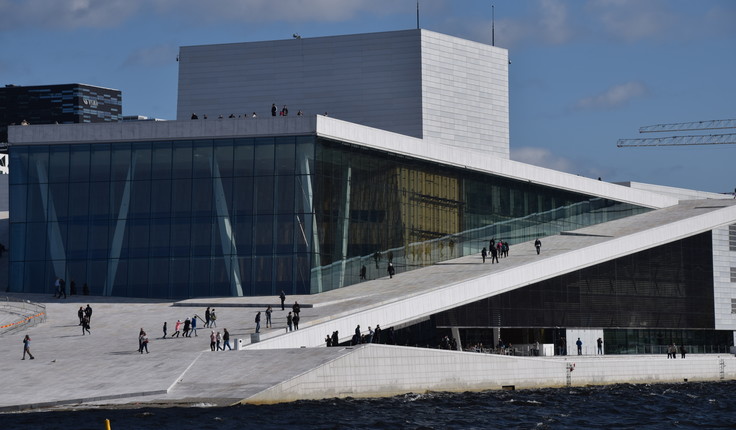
[0,297,47,334]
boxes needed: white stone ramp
[162,347,356,404]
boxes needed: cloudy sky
[2,0,735,192]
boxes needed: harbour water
[2,380,735,429]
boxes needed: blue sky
[1,0,735,192]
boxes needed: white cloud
[574,81,648,110]
[0,0,138,30]
[585,0,677,43]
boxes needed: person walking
[360,265,367,280]
[183,317,191,338]
[387,262,395,278]
[576,338,583,355]
[535,238,542,255]
[490,245,499,264]
[293,313,300,330]
[84,304,93,322]
[481,247,487,263]
[223,328,232,350]
[22,334,34,360]
[279,290,286,310]
[173,319,182,338]
[210,331,216,351]
[190,314,198,336]
[265,306,272,328]
[210,309,217,327]
[162,321,167,339]
[255,311,261,333]
[81,315,91,335]
[205,307,211,328]
[216,331,223,351]
[139,329,149,354]
[292,302,300,316]
[287,312,293,332]
[77,306,85,325]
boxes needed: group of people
[77,304,93,335]
[667,343,687,359]
[210,328,232,351]
[191,104,306,121]
[165,315,201,339]
[54,277,89,298]
[325,324,392,347]
[481,238,510,264]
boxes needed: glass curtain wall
[9,136,315,298]
[311,138,649,293]
[9,135,647,299]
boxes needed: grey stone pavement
[0,199,734,411]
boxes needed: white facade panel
[713,225,736,330]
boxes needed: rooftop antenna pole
[417,1,420,29]
[492,4,495,46]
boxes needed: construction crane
[617,118,736,148]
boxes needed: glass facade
[434,233,733,352]
[9,135,647,298]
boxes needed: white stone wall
[244,344,736,403]
[177,30,424,139]
[712,225,736,330]
[176,29,509,157]
[420,31,509,157]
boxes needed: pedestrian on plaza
[22,334,34,360]
[360,265,367,280]
[353,325,361,345]
[205,307,211,328]
[183,317,191,338]
[138,328,149,353]
[292,313,300,330]
[77,306,84,325]
[81,315,91,335]
[191,315,198,336]
[210,331,216,351]
[173,319,182,338]
[326,334,332,347]
[265,306,272,328]
[271,103,277,116]
[535,238,542,255]
[162,321,167,339]
[287,312,293,332]
[223,328,232,350]
[84,304,93,322]
[367,326,374,343]
[255,311,261,333]
[374,325,382,343]
[210,309,217,327]
[331,330,339,346]
[59,278,66,299]
[387,262,395,278]
[597,337,603,355]
[576,338,582,355]
[481,247,487,263]
[279,290,286,310]
[680,345,687,359]
[216,331,223,350]
[292,301,300,316]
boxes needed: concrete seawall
[242,344,736,404]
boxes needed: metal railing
[0,296,47,335]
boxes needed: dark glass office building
[8,133,647,299]
[0,83,122,143]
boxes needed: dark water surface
[3,381,736,429]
